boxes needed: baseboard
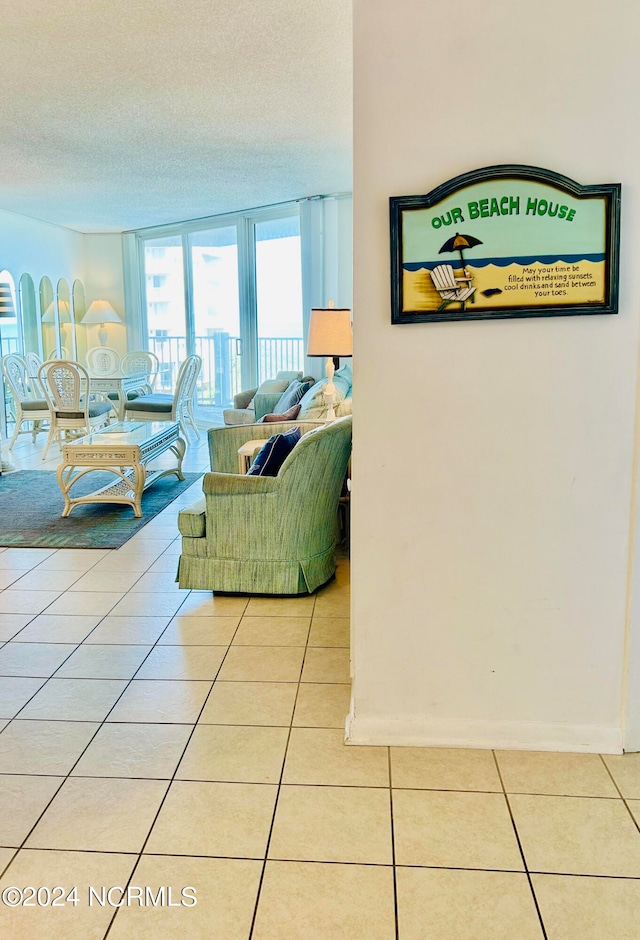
[344,712,623,754]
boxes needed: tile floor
[1,433,640,937]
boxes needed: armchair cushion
[273,379,313,413]
[256,378,290,395]
[233,388,257,410]
[335,361,352,385]
[223,406,257,426]
[274,370,303,384]
[335,398,352,417]
[253,379,290,420]
[247,426,301,476]
[260,403,301,423]
[298,371,351,419]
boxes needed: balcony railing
[1,335,306,433]
[148,333,305,410]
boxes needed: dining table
[88,372,148,422]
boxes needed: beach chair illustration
[430,264,476,310]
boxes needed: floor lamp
[0,283,17,472]
[307,303,353,422]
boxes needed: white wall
[0,207,85,290]
[0,212,127,356]
[350,0,640,752]
[84,234,127,356]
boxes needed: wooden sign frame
[390,165,621,324]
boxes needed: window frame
[129,201,302,394]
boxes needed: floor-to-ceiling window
[189,225,240,421]
[136,204,303,424]
[255,215,303,383]
[142,235,186,398]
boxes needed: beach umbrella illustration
[439,232,483,270]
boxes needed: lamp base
[322,391,337,423]
[323,356,338,423]
[98,325,108,346]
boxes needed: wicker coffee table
[56,421,186,518]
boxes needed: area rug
[0,470,202,549]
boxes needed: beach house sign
[390,165,620,324]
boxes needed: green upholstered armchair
[206,419,325,473]
[177,416,352,594]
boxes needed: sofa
[223,362,353,425]
[294,361,352,421]
[223,370,306,425]
[177,416,352,594]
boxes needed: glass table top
[76,422,177,446]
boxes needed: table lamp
[82,300,121,346]
[43,300,71,346]
[0,283,17,472]
[43,300,71,321]
[307,302,353,422]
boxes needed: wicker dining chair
[124,354,202,440]
[2,353,50,449]
[24,351,43,380]
[86,346,120,376]
[120,349,160,397]
[37,359,112,460]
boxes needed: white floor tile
[0,677,48,718]
[10,569,84,593]
[34,549,110,571]
[44,591,124,616]
[0,549,56,570]
[0,614,35,641]
[18,678,129,721]
[0,591,61,614]
[107,592,185,618]
[15,614,103,644]
[83,615,171,645]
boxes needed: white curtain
[299,194,352,378]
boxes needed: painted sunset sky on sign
[401,179,607,312]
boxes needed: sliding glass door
[189,226,240,424]
[139,205,303,425]
[143,235,186,396]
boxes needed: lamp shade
[0,283,16,318]
[307,307,353,357]
[81,300,121,325]
[43,300,71,323]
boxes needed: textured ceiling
[0,0,352,233]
